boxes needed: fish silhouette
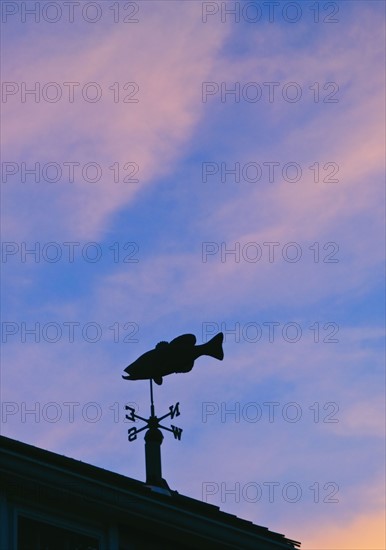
[122,332,224,385]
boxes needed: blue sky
[1,1,385,547]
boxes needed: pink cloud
[299,508,385,549]
[2,3,230,239]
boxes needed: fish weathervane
[122,332,224,385]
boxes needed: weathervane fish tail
[194,332,224,361]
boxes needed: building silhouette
[0,435,301,549]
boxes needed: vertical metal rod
[150,378,155,417]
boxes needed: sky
[1,1,385,548]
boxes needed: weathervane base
[125,379,183,496]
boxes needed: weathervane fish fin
[156,341,169,350]
[176,360,195,373]
[170,334,196,347]
[154,376,163,385]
